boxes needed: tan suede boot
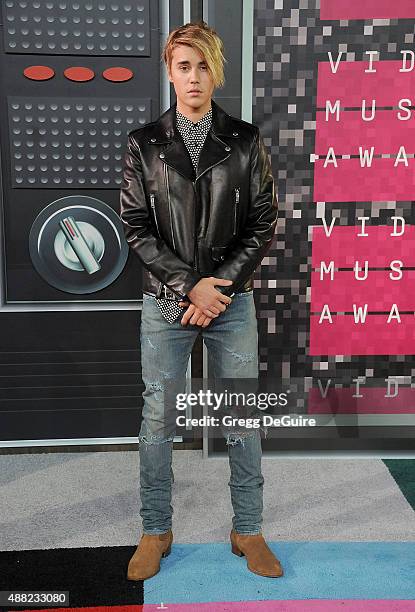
[230,529,283,578]
[127,530,173,580]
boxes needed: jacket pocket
[233,187,240,236]
[149,193,161,237]
[211,245,229,262]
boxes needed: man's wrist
[179,274,202,301]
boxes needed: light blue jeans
[138,290,265,535]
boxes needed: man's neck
[176,99,212,124]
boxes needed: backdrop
[0,0,414,453]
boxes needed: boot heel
[162,545,171,558]
[231,543,244,557]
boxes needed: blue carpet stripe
[144,541,415,604]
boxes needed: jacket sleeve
[213,127,278,296]
[119,134,203,298]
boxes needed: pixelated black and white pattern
[253,0,415,408]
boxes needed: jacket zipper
[192,180,198,271]
[195,133,231,182]
[233,187,240,236]
[191,141,232,272]
[164,163,176,252]
[149,193,161,237]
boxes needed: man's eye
[178,65,207,71]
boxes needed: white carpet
[0,451,414,550]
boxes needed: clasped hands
[179,277,233,327]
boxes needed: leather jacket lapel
[162,137,194,182]
[195,130,231,180]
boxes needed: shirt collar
[176,106,212,130]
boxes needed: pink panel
[308,386,415,414]
[313,157,415,203]
[315,110,415,155]
[316,61,415,108]
[320,0,415,20]
[309,314,415,355]
[311,226,415,268]
[315,61,415,202]
[310,270,415,311]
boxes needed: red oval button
[102,67,134,82]
[23,65,55,81]
[64,67,95,82]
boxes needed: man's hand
[178,301,214,327]
[187,277,233,318]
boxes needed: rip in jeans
[224,346,256,366]
[225,424,269,447]
[138,433,175,445]
[225,430,257,448]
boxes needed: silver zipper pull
[233,188,240,236]
[149,193,160,236]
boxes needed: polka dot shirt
[176,106,213,172]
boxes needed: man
[119,21,282,580]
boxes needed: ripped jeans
[138,290,265,535]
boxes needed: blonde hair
[162,21,227,89]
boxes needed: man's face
[167,44,215,113]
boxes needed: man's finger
[212,277,233,286]
[203,307,221,317]
[190,310,202,325]
[202,317,212,327]
[204,308,220,317]
[215,293,232,305]
[181,305,195,326]
[207,305,220,315]
[196,315,206,326]
[212,301,227,312]
[203,302,227,316]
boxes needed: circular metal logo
[29,195,128,294]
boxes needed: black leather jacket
[119,99,278,299]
